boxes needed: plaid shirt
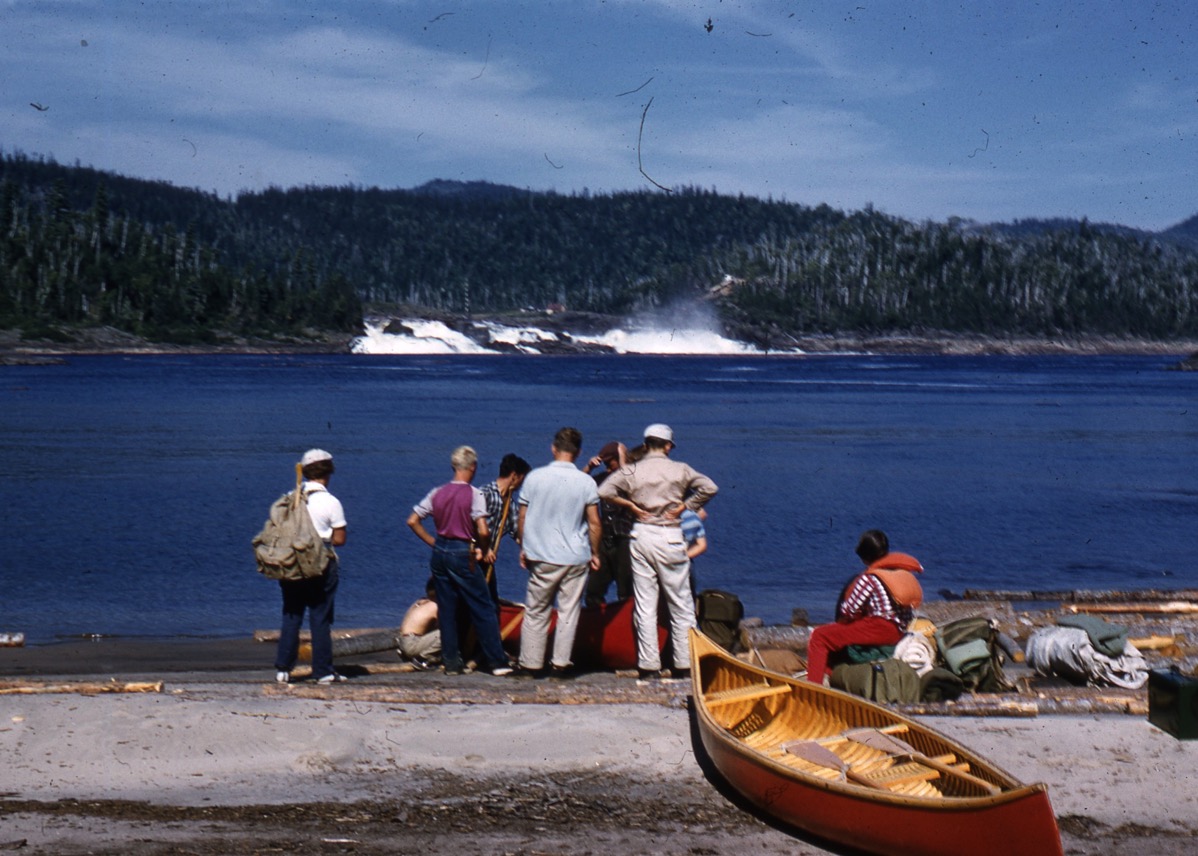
[836,573,912,631]
[480,481,519,542]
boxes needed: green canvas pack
[829,658,922,704]
[934,616,1015,693]
[696,589,744,653]
[252,465,333,582]
[842,644,896,664]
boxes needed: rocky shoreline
[4,317,1198,360]
[0,325,357,361]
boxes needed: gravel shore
[2,637,1196,855]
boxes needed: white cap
[643,423,674,443]
[300,448,333,466]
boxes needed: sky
[3,1,1196,231]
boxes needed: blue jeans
[275,560,339,680]
[429,537,508,671]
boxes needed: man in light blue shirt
[516,427,601,677]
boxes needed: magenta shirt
[412,481,485,540]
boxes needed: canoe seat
[704,682,791,708]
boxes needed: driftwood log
[253,627,403,663]
[252,626,395,643]
[0,680,164,695]
[1067,602,1198,615]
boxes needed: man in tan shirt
[597,423,717,679]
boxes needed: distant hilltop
[4,152,1198,350]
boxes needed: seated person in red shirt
[805,529,923,684]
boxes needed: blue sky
[3,1,1196,230]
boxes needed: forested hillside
[2,150,1196,346]
[0,153,361,343]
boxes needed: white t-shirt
[302,482,347,541]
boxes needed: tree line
[2,149,1197,345]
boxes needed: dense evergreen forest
[3,149,1198,346]
[0,153,362,344]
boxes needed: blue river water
[3,352,1197,644]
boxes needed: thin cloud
[1,0,1194,229]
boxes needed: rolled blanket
[1026,626,1147,689]
[894,631,937,677]
[1058,613,1128,657]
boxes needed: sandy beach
[1,638,1195,855]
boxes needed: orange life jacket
[865,552,924,609]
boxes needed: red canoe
[497,598,667,670]
[690,628,1063,856]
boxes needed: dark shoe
[508,667,546,680]
[667,668,691,682]
[409,656,437,671]
[637,668,663,682]
[547,665,577,681]
[443,663,466,676]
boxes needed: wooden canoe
[498,597,666,670]
[689,629,1063,856]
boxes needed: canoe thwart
[704,682,792,708]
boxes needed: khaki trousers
[629,523,695,671]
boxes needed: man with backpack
[273,448,348,685]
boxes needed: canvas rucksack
[697,589,745,653]
[829,658,922,704]
[252,464,333,581]
[934,616,1015,693]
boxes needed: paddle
[843,728,1001,794]
[782,740,888,790]
[499,608,523,641]
[483,487,514,585]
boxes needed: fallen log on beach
[894,691,1148,717]
[252,626,395,643]
[327,630,402,657]
[954,588,1198,603]
[0,680,164,695]
[1128,634,1178,650]
[295,630,402,663]
[1066,601,1198,615]
[253,627,403,663]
